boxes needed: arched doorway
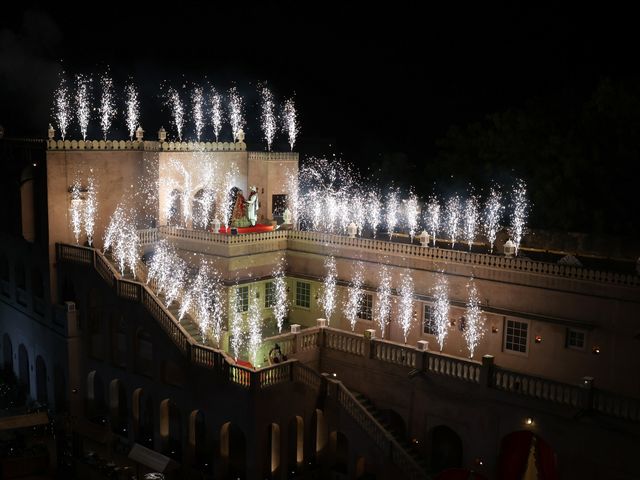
[379,409,407,439]
[329,431,349,474]
[86,371,108,425]
[168,189,183,226]
[430,425,463,473]
[134,389,155,448]
[18,344,29,394]
[189,410,209,471]
[310,409,327,465]
[35,355,47,404]
[2,333,13,376]
[220,422,246,479]
[109,379,128,435]
[160,399,182,461]
[192,189,215,230]
[264,423,281,478]
[287,416,304,473]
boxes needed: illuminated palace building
[1,132,639,480]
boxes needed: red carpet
[216,224,275,234]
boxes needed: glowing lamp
[504,239,516,257]
[48,124,55,140]
[158,126,167,142]
[525,417,533,426]
[347,222,357,238]
[418,230,430,247]
[135,126,144,141]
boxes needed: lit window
[265,281,275,308]
[423,304,436,335]
[358,293,373,320]
[295,281,310,309]
[566,329,585,350]
[504,319,529,353]
[236,286,249,313]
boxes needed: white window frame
[503,318,530,355]
[295,281,311,309]
[566,328,587,351]
[423,303,436,336]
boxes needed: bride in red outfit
[230,189,250,227]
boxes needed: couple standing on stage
[231,185,260,227]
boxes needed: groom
[246,186,260,226]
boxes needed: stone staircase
[352,392,429,475]
[114,254,214,348]
[165,303,212,346]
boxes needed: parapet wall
[47,139,248,152]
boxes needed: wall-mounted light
[474,457,484,466]
[534,335,542,343]
[592,345,601,355]
[491,325,499,333]
[525,417,534,426]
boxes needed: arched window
[168,189,183,226]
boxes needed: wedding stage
[215,224,276,234]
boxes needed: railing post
[415,340,429,371]
[290,324,300,354]
[364,329,376,359]
[250,370,260,393]
[581,376,595,410]
[480,354,495,387]
[316,319,326,348]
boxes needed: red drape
[498,431,533,480]
[535,436,558,480]
[498,431,558,480]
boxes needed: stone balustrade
[247,151,299,162]
[56,243,640,424]
[140,227,640,289]
[47,139,247,152]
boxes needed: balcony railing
[56,243,640,425]
[139,227,640,288]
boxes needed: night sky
[1,4,639,235]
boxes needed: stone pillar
[364,329,376,359]
[581,376,595,410]
[480,354,494,387]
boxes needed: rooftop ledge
[46,138,249,152]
